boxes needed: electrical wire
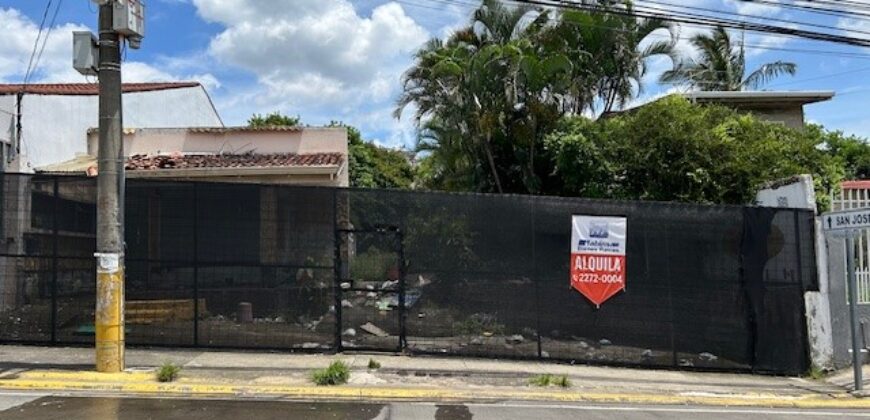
[408,0,870,61]
[506,0,870,47]
[22,0,54,87]
[27,0,64,85]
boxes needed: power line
[418,0,870,61]
[743,0,870,20]
[634,0,870,37]
[507,0,870,47]
[22,0,54,86]
[27,0,64,85]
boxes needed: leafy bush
[312,361,351,386]
[545,96,846,210]
[156,362,181,383]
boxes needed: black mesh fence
[0,174,816,374]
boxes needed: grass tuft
[529,373,570,388]
[367,359,381,370]
[156,362,181,383]
[312,360,350,386]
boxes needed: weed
[156,362,181,383]
[529,374,570,388]
[805,365,826,380]
[368,359,381,370]
[312,360,350,386]
[454,313,506,336]
[529,374,553,387]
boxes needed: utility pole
[94,1,125,373]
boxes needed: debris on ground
[360,322,390,337]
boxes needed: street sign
[822,208,870,232]
[570,215,627,308]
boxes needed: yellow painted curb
[0,377,867,409]
[14,370,154,382]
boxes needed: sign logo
[589,223,609,238]
[570,215,627,308]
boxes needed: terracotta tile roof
[842,180,870,189]
[125,153,344,171]
[0,82,201,96]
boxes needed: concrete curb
[0,370,868,409]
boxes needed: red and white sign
[570,215,627,307]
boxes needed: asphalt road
[1,394,869,420]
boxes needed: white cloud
[839,17,870,36]
[0,7,219,88]
[188,0,429,145]
[0,8,89,83]
[193,0,428,105]
[724,0,782,16]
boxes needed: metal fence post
[332,189,343,353]
[846,234,864,392]
[193,182,199,347]
[532,201,542,359]
[50,176,59,344]
[397,228,407,352]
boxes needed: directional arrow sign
[822,208,870,233]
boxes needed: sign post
[570,215,627,308]
[822,208,866,393]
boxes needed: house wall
[741,105,805,130]
[10,86,222,173]
[88,127,350,187]
[0,95,17,170]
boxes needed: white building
[0,82,223,173]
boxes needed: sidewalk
[0,345,866,408]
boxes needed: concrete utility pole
[95,1,126,373]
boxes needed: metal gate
[335,226,406,352]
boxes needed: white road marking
[452,402,870,417]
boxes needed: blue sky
[1,0,869,146]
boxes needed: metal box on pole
[113,0,145,49]
[73,31,99,76]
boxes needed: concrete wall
[88,127,350,188]
[755,175,835,370]
[87,127,348,157]
[10,86,222,172]
[0,95,17,169]
[742,105,806,130]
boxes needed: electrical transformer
[113,0,145,48]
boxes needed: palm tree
[660,26,796,91]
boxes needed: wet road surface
[1,394,869,419]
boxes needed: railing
[833,184,870,304]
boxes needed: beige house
[682,91,835,130]
[605,91,835,130]
[37,126,349,187]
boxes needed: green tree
[397,0,676,194]
[247,112,301,127]
[247,114,414,189]
[330,123,414,189]
[660,26,796,91]
[545,96,842,207]
[823,130,870,180]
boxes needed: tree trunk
[483,134,504,194]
